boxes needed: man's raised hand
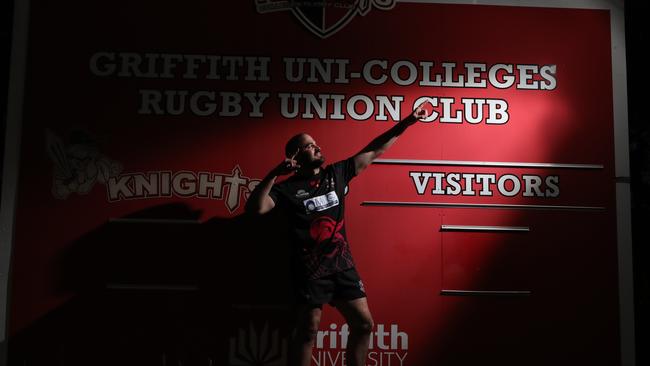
[274,150,301,176]
[412,100,432,121]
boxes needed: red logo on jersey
[310,216,345,258]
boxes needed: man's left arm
[352,103,429,175]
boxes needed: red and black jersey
[269,158,356,280]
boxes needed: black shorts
[295,267,367,307]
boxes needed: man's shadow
[10,202,295,366]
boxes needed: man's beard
[305,156,325,169]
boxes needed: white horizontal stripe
[108,218,200,224]
[106,283,199,291]
[373,158,603,169]
[397,0,617,10]
[441,225,530,232]
[362,201,605,211]
[441,289,532,296]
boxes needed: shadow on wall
[9,202,295,366]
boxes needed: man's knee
[293,327,317,345]
[294,308,322,343]
[351,317,374,334]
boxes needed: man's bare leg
[289,305,322,366]
[333,297,374,366]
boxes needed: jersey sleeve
[332,157,357,185]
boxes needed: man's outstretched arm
[353,104,428,175]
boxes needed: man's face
[295,134,325,168]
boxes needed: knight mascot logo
[256,0,396,38]
[46,129,123,199]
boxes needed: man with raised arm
[245,103,429,366]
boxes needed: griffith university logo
[229,322,288,366]
[256,0,397,39]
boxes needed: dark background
[0,0,648,365]
[625,1,650,364]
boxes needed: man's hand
[247,151,300,215]
[411,101,432,122]
[273,151,301,176]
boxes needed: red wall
[9,1,620,365]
